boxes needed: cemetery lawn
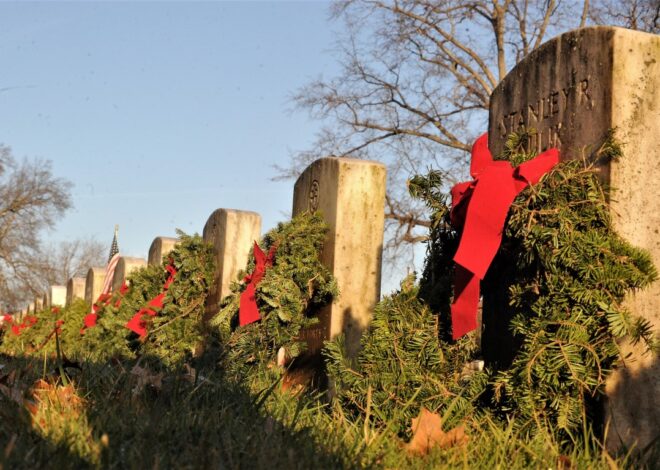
[0,352,642,469]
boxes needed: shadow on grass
[0,351,350,469]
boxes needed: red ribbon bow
[239,242,277,326]
[449,133,559,340]
[125,260,177,338]
[10,315,39,336]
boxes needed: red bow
[10,315,38,336]
[82,292,115,333]
[239,242,277,326]
[125,260,177,338]
[449,133,559,339]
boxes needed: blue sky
[1,1,343,263]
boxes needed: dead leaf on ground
[406,407,469,455]
[27,379,85,429]
[29,379,83,410]
[281,367,314,395]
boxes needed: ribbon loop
[449,133,559,339]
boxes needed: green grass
[0,349,648,470]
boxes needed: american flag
[100,225,120,296]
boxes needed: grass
[0,345,648,470]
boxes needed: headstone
[85,267,107,305]
[148,236,179,266]
[66,277,86,306]
[49,285,67,307]
[202,209,261,320]
[112,257,147,291]
[292,157,386,359]
[488,26,659,451]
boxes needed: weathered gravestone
[49,285,67,308]
[202,209,261,320]
[488,26,659,451]
[292,157,386,359]
[66,277,86,306]
[112,257,147,291]
[148,236,179,266]
[85,267,107,305]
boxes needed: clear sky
[1,1,351,273]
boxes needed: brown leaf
[281,368,314,395]
[558,454,574,470]
[406,407,468,455]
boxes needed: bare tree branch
[290,0,654,258]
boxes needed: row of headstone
[53,156,386,367]
[35,25,658,453]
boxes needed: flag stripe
[100,252,120,296]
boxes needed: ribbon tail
[126,313,147,337]
[451,264,481,340]
[239,283,261,326]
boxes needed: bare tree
[591,0,660,32]
[37,237,106,290]
[290,0,654,264]
[0,145,72,311]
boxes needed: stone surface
[85,267,107,305]
[488,26,659,451]
[66,277,86,306]
[112,257,147,291]
[49,285,67,307]
[148,236,179,266]
[202,209,261,319]
[292,157,386,358]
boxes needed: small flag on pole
[100,225,120,295]
[83,225,121,330]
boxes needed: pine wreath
[212,212,338,379]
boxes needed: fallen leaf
[406,407,468,455]
[558,454,574,470]
[281,367,314,395]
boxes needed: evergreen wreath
[325,131,657,441]
[212,212,338,379]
